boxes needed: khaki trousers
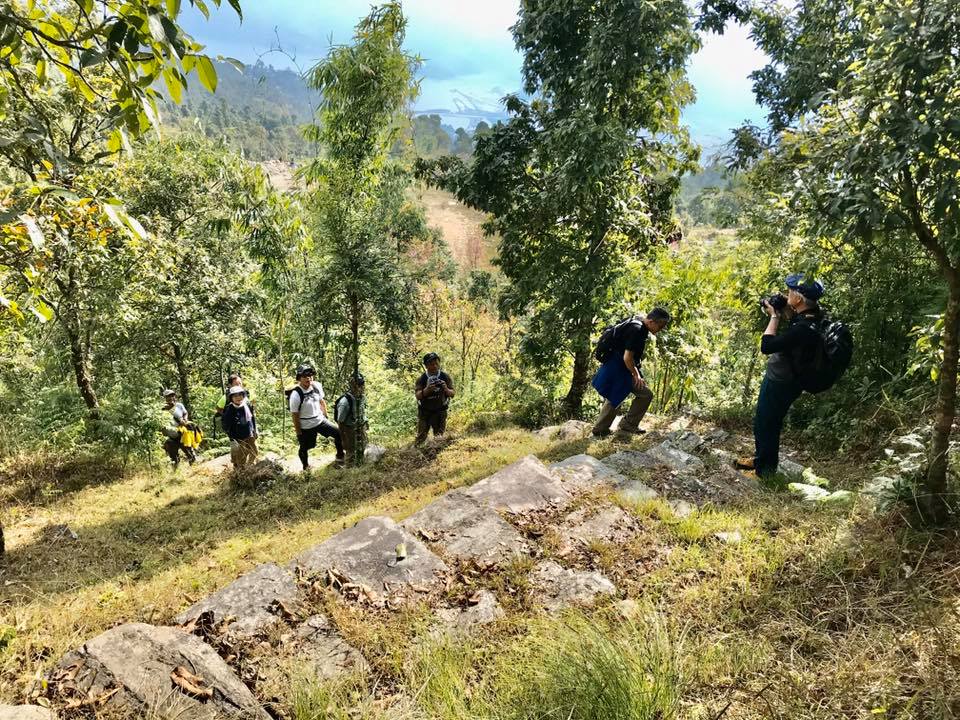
[592,384,654,434]
[231,437,258,468]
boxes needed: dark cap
[422,352,440,366]
[295,364,315,379]
[785,273,824,300]
[352,372,366,386]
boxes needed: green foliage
[420,0,700,414]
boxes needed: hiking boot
[618,427,647,436]
[591,429,611,438]
[734,456,755,470]
[739,469,760,482]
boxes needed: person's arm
[320,399,329,417]
[623,350,644,389]
[289,394,302,436]
[415,377,428,401]
[760,309,811,355]
[440,374,455,399]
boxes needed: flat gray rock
[293,615,369,679]
[436,590,504,632]
[463,455,570,513]
[602,450,659,474]
[364,444,386,463]
[533,420,592,442]
[663,430,704,453]
[401,490,529,565]
[530,561,616,611]
[52,623,267,719]
[560,505,638,546]
[550,454,626,491]
[892,433,925,453]
[615,479,659,504]
[778,458,806,479]
[0,707,54,720]
[647,444,704,471]
[788,482,831,502]
[703,428,731,444]
[175,563,300,638]
[291,516,448,591]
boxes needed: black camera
[761,293,788,312]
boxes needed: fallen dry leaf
[171,666,214,700]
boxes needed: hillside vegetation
[1,0,959,718]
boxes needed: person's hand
[634,375,645,390]
[762,299,777,318]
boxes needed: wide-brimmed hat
[228,385,245,397]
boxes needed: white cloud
[403,0,520,39]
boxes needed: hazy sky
[181,0,767,149]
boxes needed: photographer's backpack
[594,316,643,363]
[798,316,854,393]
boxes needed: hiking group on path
[159,352,455,472]
[159,271,850,480]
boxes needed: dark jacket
[222,402,257,441]
[762,308,823,382]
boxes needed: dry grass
[2,420,959,720]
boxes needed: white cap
[228,386,245,397]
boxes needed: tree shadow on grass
[0,451,131,509]
[0,439,521,604]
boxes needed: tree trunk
[171,342,193,418]
[922,279,960,522]
[62,313,100,419]
[563,336,593,418]
[349,294,362,464]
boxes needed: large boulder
[51,624,268,719]
[290,516,448,591]
[647,444,704,472]
[778,458,806,480]
[549,454,626,491]
[529,561,616,612]
[463,455,570,513]
[175,563,301,638]
[401,490,529,565]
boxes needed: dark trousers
[298,420,344,469]
[416,408,448,445]
[753,375,803,476]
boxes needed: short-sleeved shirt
[615,322,650,373]
[288,381,326,429]
[416,371,453,413]
[169,402,188,426]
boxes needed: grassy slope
[1,422,958,719]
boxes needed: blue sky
[181,0,767,150]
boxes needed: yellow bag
[179,424,203,449]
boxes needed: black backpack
[796,316,854,393]
[594,316,643,363]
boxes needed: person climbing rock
[591,308,670,440]
[737,274,825,478]
[414,352,455,445]
[222,385,258,468]
[335,373,368,466]
[289,364,344,470]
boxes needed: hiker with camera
[414,352,455,445]
[591,308,671,439]
[289,364,345,470]
[736,273,851,478]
